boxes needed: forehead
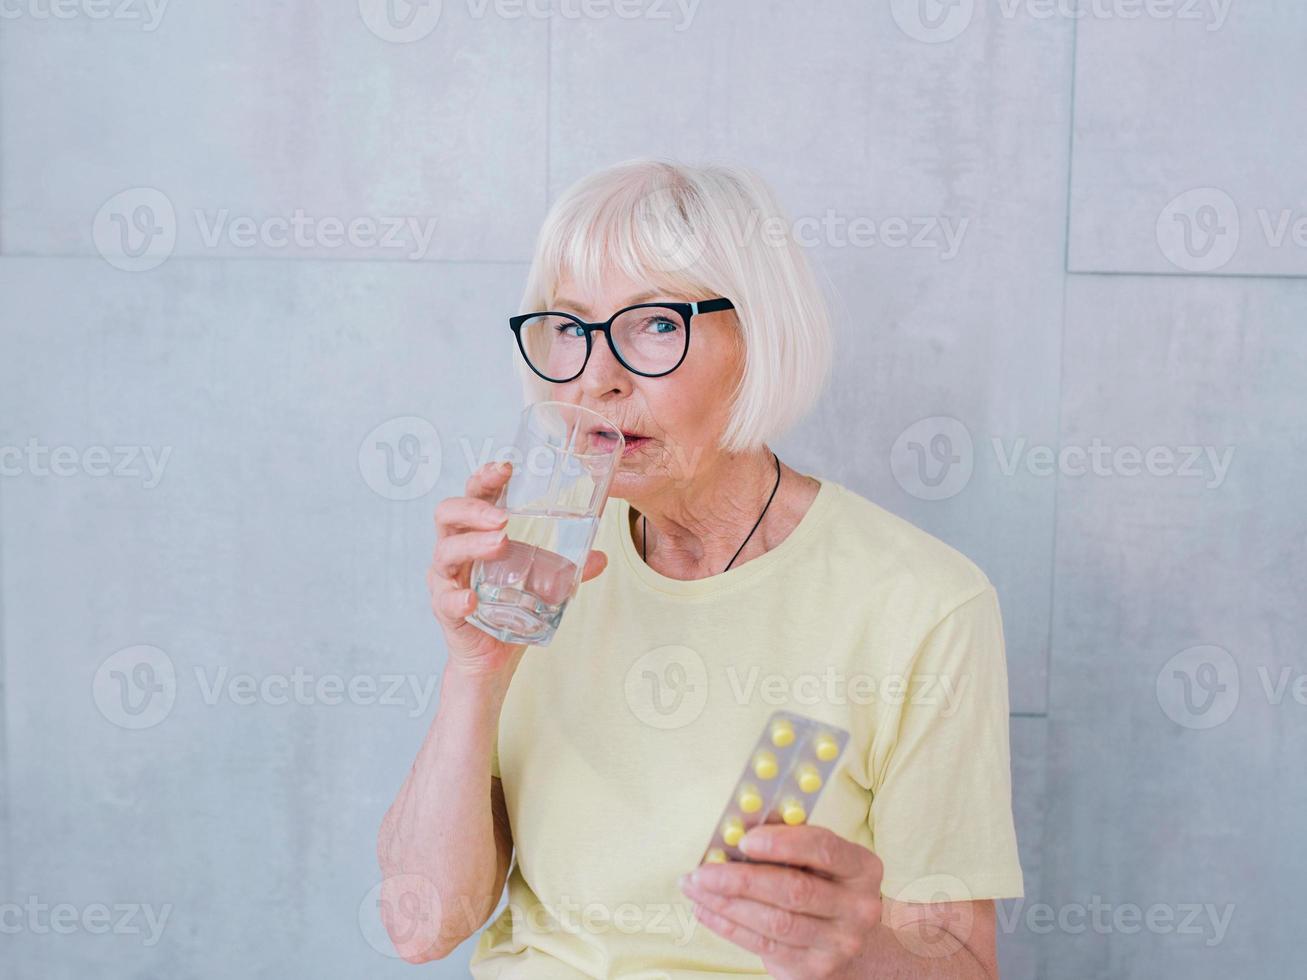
[551,269,694,317]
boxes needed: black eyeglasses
[509,298,735,384]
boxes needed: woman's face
[547,266,743,499]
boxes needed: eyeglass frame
[509,297,736,384]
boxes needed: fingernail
[497,461,512,473]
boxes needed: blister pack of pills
[698,710,850,866]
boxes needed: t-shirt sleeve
[867,584,1025,902]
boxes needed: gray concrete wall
[0,2,1301,977]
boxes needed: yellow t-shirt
[470,476,1024,979]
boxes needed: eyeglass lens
[519,306,686,380]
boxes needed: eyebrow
[551,289,670,317]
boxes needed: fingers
[681,855,882,970]
[687,861,847,921]
[684,890,814,957]
[428,463,611,640]
[682,881,854,962]
[431,527,509,582]
[738,825,881,883]
[434,492,509,535]
[465,460,513,504]
[580,549,608,583]
[430,581,478,628]
[429,463,512,590]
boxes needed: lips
[591,427,647,441]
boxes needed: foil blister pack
[698,710,850,866]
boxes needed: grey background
[0,1,1302,977]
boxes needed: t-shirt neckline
[610,476,839,597]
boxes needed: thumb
[580,549,609,583]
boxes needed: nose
[576,327,634,398]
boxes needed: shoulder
[816,477,996,619]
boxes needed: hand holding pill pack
[698,711,850,866]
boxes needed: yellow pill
[722,816,745,847]
[770,718,795,747]
[753,750,778,780]
[814,734,839,761]
[738,785,763,813]
[780,799,806,825]
[705,848,728,864]
[797,764,822,794]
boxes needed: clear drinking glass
[466,401,625,646]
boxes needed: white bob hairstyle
[514,158,833,455]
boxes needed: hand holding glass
[466,401,624,646]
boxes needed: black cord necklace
[641,451,783,574]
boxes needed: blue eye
[637,317,680,336]
[555,323,585,338]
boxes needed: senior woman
[377,160,1023,979]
